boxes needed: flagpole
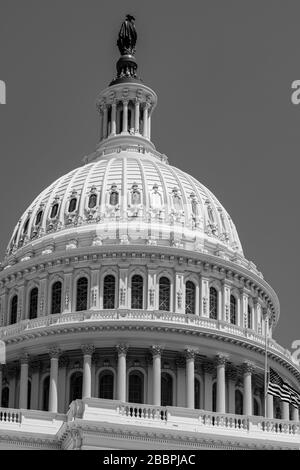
[264,309,268,418]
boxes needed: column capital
[185,349,196,360]
[116,344,129,356]
[215,354,228,367]
[20,353,30,365]
[49,347,61,360]
[122,99,129,106]
[242,361,255,375]
[81,344,95,356]
[150,345,164,358]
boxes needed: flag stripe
[267,368,300,408]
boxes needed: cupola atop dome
[95,16,157,156]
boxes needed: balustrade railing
[0,408,21,423]
[118,403,167,421]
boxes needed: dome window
[247,304,252,329]
[185,281,196,314]
[76,277,88,311]
[88,193,97,209]
[209,287,218,320]
[99,372,114,399]
[29,287,38,320]
[159,277,170,311]
[68,198,77,213]
[230,295,237,325]
[51,281,62,314]
[131,275,143,309]
[103,275,115,309]
[50,203,59,219]
[35,210,43,226]
[10,295,18,325]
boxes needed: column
[49,347,60,413]
[241,290,248,329]
[58,356,68,413]
[267,393,274,418]
[82,345,95,399]
[111,100,117,136]
[243,361,254,415]
[116,344,128,402]
[203,361,214,411]
[119,266,129,309]
[30,362,40,410]
[130,103,135,132]
[175,272,185,314]
[200,277,209,317]
[281,400,290,420]
[222,281,231,322]
[227,365,237,414]
[134,99,140,133]
[147,111,151,140]
[122,100,128,134]
[90,270,100,310]
[19,353,29,409]
[147,269,157,310]
[292,406,299,421]
[143,103,149,138]
[63,271,73,313]
[185,349,195,409]
[38,276,48,317]
[150,346,162,406]
[18,284,25,321]
[102,104,108,139]
[216,354,226,413]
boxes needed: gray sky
[0,0,299,349]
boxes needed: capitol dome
[0,15,299,451]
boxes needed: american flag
[268,368,300,408]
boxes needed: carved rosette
[81,344,95,357]
[116,344,128,356]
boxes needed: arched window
[51,281,62,315]
[76,277,88,311]
[159,277,170,311]
[161,373,173,406]
[129,372,144,404]
[10,295,18,325]
[253,397,260,416]
[131,275,143,309]
[195,378,201,409]
[68,198,77,213]
[185,281,196,314]
[209,287,218,320]
[1,387,9,408]
[230,295,237,325]
[29,287,38,320]
[35,210,43,226]
[99,372,114,399]
[235,390,243,415]
[103,275,115,309]
[42,376,50,411]
[69,372,83,403]
[247,305,252,329]
[212,382,217,412]
[50,203,59,219]
[88,193,97,209]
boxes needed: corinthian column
[49,347,61,413]
[185,349,195,409]
[143,103,150,138]
[82,344,95,399]
[122,100,129,134]
[134,99,140,133]
[150,345,163,406]
[216,354,226,413]
[116,344,128,402]
[19,353,29,409]
[243,361,254,415]
[111,100,117,136]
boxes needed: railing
[0,310,297,367]
[198,412,249,431]
[118,403,167,421]
[0,408,21,423]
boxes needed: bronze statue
[117,15,137,56]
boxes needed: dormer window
[50,203,59,219]
[68,198,77,213]
[35,210,43,225]
[88,193,97,209]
